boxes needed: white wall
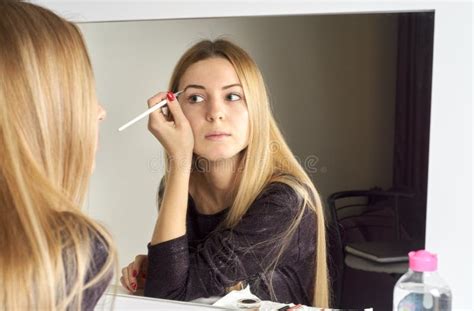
[36,1,473,309]
[424,3,473,309]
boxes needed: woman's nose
[98,105,107,121]
[206,99,224,121]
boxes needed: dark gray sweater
[61,229,112,310]
[144,182,317,305]
[81,234,112,310]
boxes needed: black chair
[327,187,423,309]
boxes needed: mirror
[78,12,435,309]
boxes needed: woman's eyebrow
[183,84,205,92]
[182,83,242,92]
[222,83,242,90]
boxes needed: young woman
[0,1,116,310]
[121,39,329,307]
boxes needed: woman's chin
[200,155,228,163]
[195,151,235,163]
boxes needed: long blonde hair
[0,1,116,309]
[163,39,329,307]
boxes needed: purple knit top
[144,182,317,305]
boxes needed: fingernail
[167,91,175,102]
[131,282,137,290]
[132,270,137,277]
[142,273,147,279]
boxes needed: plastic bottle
[393,250,452,311]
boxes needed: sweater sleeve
[81,231,114,310]
[144,182,317,304]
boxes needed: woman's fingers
[127,262,138,292]
[164,91,186,127]
[140,255,149,275]
[137,274,146,289]
[121,266,133,292]
[147,92,167,109]
[133,255,147,273]
[146,91,194,159]
[132,255,148,289]
[121,255,148,292]
[147,92,169,126]
[120,255,147,293]
[120,276,130,292]
[147,91,187,127]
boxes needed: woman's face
[178,57,250,162]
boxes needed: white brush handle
[118,91,182,132]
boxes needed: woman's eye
[227,93,241,101]
[187,94,205,104]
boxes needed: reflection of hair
[161,39,329,307]
[0,2,116,310]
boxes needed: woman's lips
[205,133,231,141]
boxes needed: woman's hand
[147,91,194,163]
[120,254,148,293]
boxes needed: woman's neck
[191,153,243,215]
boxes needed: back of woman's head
[0,1,115,309]
[165,39,329,307]
[0,1,98,197]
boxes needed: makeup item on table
[277,304,303,310]
[118,90,183,132]
[237,298,261,310]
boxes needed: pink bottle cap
[409,250,438,272]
